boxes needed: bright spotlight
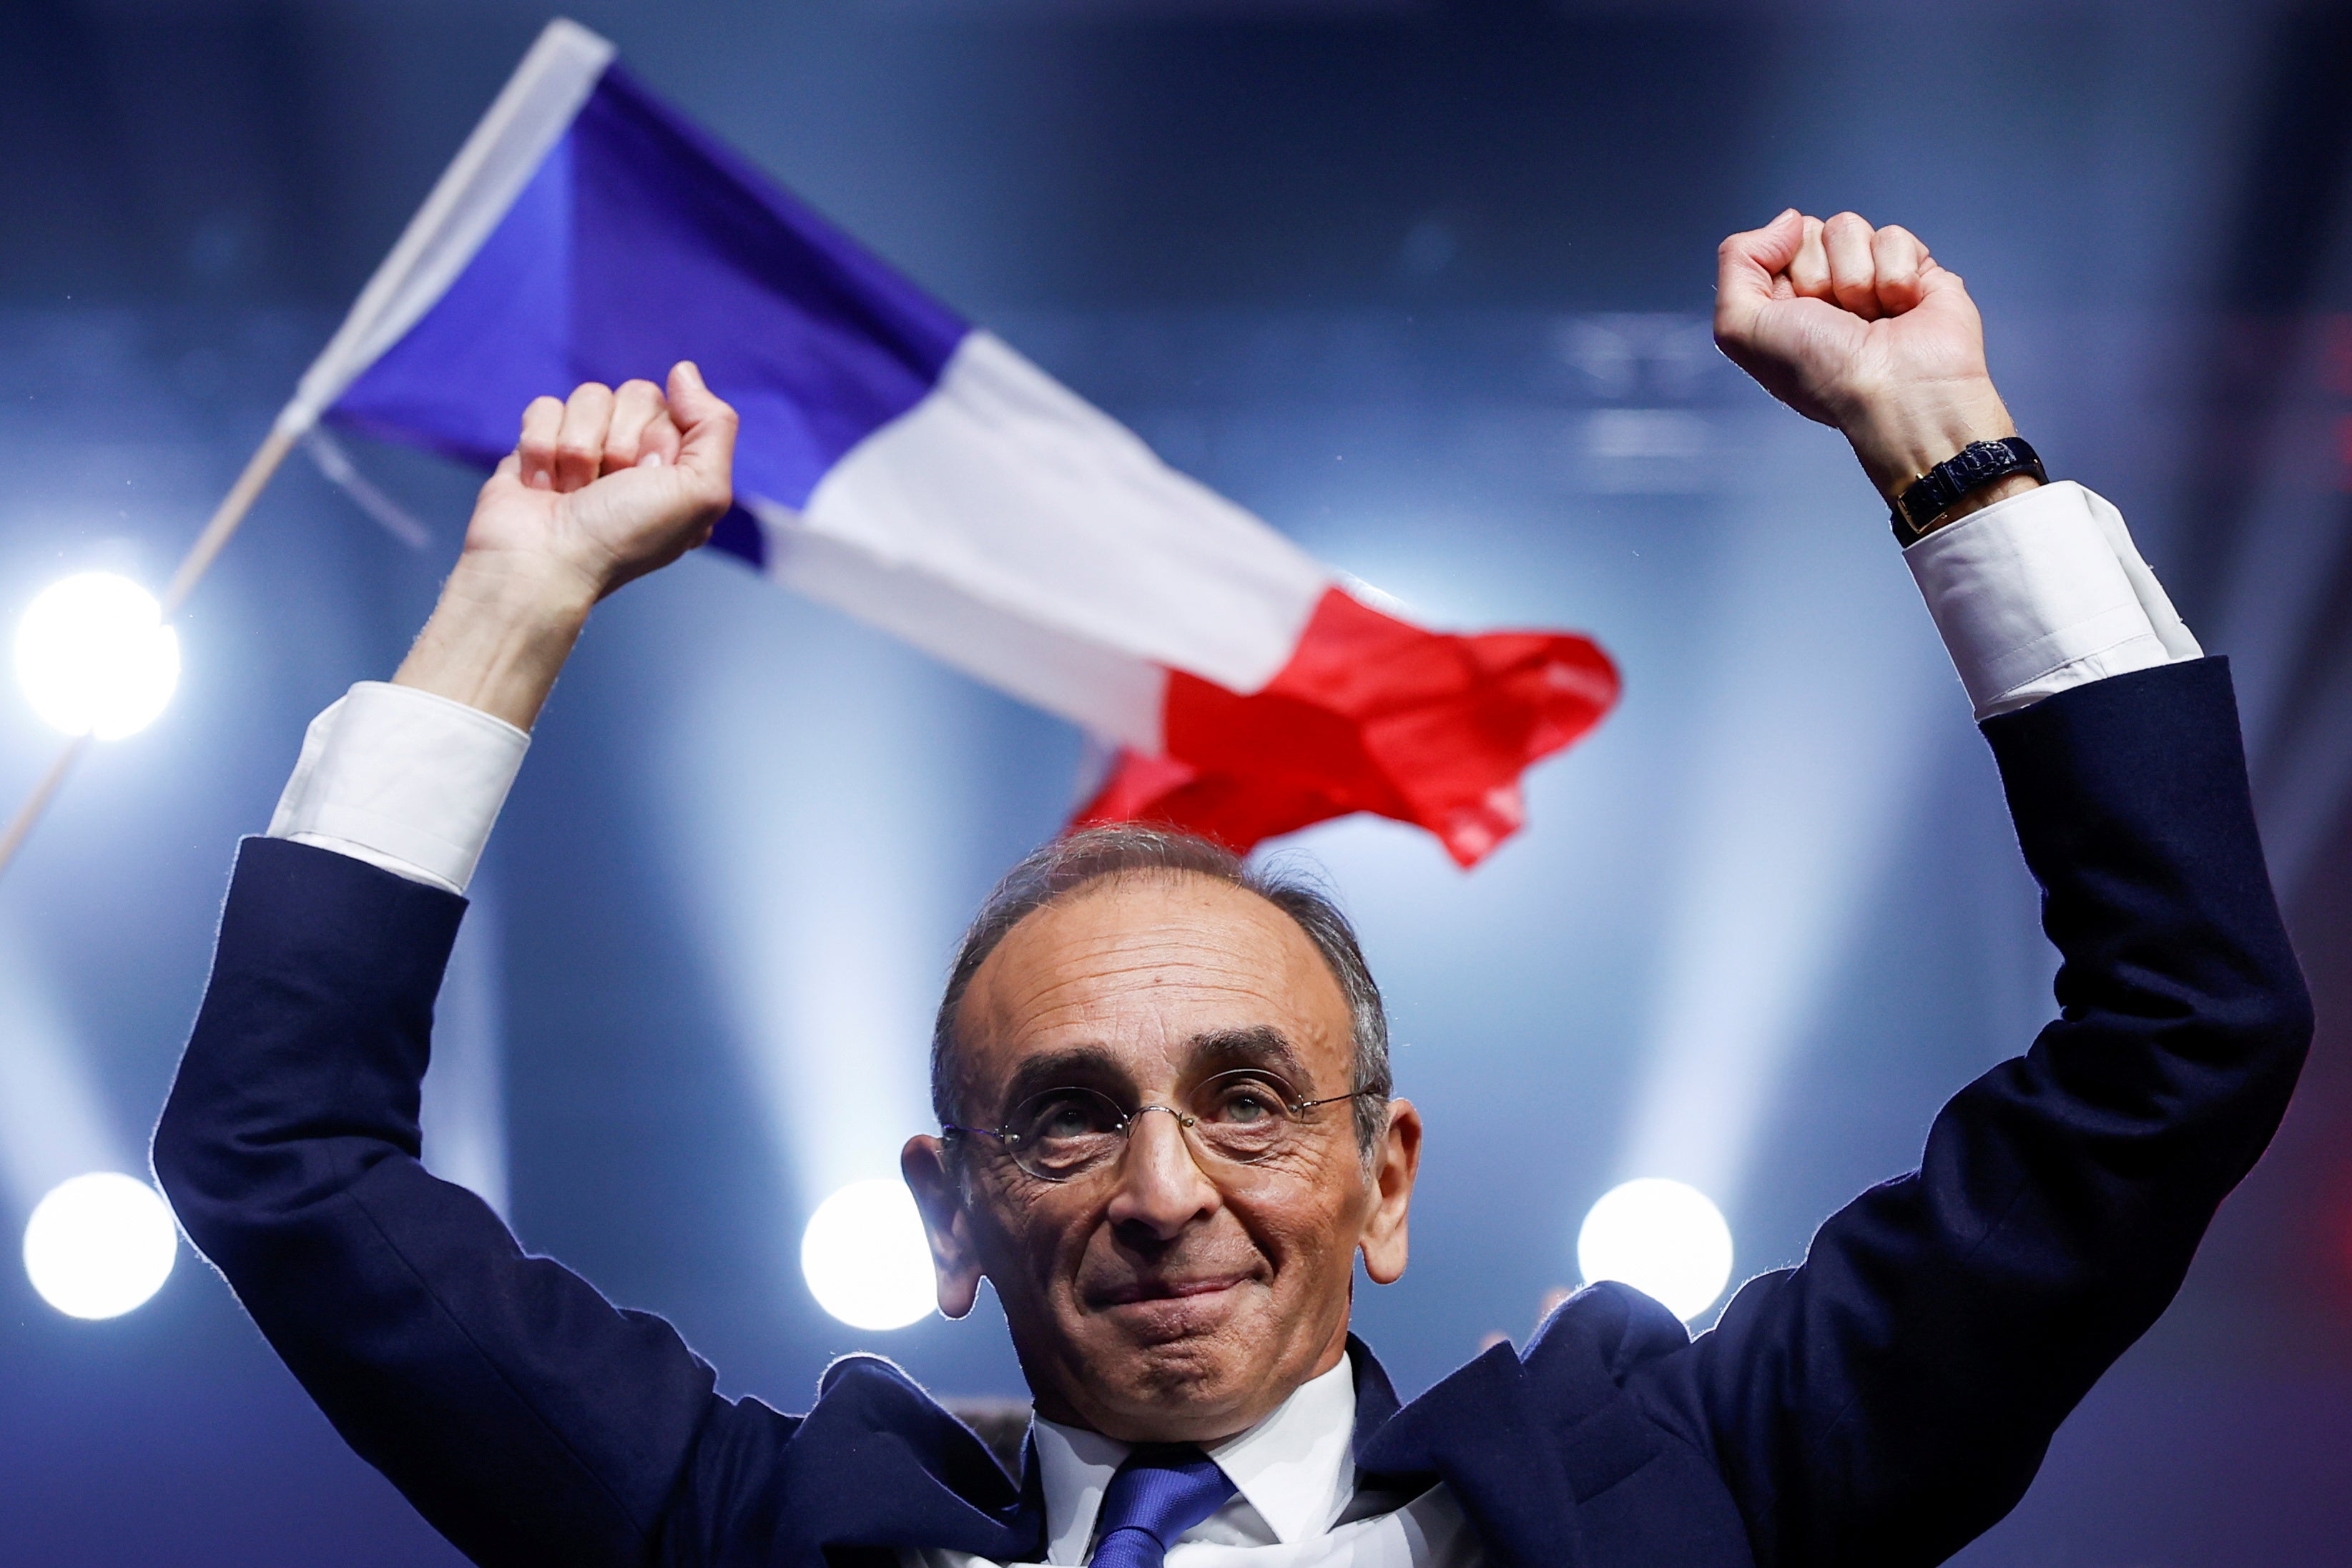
[799,1178,935,1331]
[14,572,181,739]
[1578,1178,1733,1323]
[24,1172,178,1320]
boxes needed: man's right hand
[393,362,738,731]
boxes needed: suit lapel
[1347,1293,1676,1568]
[1352,1337,1587,1568]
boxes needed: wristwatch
[1889,436,2047,545]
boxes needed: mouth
[1089,1271,1256,1309]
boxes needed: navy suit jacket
[154,658,2312,1568]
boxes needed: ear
[1356,1098,1422,1286]
[902,1134,985,1319]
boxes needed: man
[154,210,2310,1568]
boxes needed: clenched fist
[466,361,739,602]
[393,362,739,731]
[1715,210,2024,507]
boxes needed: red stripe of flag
[1073,587,1620,866]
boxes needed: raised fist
[464,361,738,601]
[1714,210,2014,499]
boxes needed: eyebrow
[995,1046,1130,1119]
[985,1026,1314,1122]
[1186,1025,1312,1088]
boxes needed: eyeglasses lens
[1185,1072,1294,1164]
[1005,1088,1126,1180]
[1001,1072,1304,1181]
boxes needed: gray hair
[931,825,1393,1153]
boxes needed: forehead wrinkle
[986,918,1325,1022]
[956,885,1349,1108]
[1032,917,1297,972]
[1010,952,1301,1027]
[985,970,1324,1067]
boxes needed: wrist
[443,546,604,622]
[393,551,599,731]
[1843,381,2018,501]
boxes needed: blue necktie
[1086,1445,1239,1568]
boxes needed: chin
[1091,1364,1259,1441]
[1076,1301,1284,1435]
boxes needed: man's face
[902,872,1420,1445]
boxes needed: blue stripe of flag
[326,65,970,566]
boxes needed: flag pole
[0,417,301,884]
[163,419,301,618]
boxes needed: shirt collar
[1031,1356,1359,1563]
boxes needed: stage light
[23,1172,177,1320]
[799,1178,935,1331]
[1578,1178,1733,1323]
[14,572,181,739]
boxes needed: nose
[1103,1105,1221,1240]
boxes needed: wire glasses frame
[941,1069,1378,1183]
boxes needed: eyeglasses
[942,1070,1376,1183]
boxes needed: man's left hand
[1714,209,2026,508]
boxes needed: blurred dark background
[3,1,2350,1563]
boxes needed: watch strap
[1890,436,2047,545]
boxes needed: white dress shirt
[908,1359,1477,1568]
[262,478,2198,1567]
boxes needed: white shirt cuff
[267,681,530,895]
[1904,479,2203,720]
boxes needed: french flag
[282,20,1618,866]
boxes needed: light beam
[1615,443,1943,1215]
[655,571,971,1298]
[419,867,510,1218]
[0,912,126,1215]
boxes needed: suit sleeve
[152,837,799,1568]
[1632,657,2312,1568]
